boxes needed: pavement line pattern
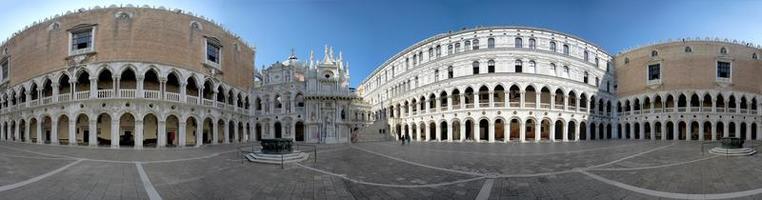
[0,159,83,192]
[0,145,236,164]
[475,178,495,200]
[579,170,762,200]
[587,143,675,169]
[136,162,162,200]
[352,145,486,176]
[590,155,720,171]
[295,163,485,188]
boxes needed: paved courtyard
[0,140,761,200]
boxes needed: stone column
[68,117,76,146]
[88,119,97,146]
[650,123,656,140]
[24,120,30,143]
[519,91,526,108]
[535,121,541,141]
[158,120,167,147]
[474,122,480,142]
[460,122,466,142]
[505,120,511,142]
[639,122,645,140]
[224,121,230,144]
[135,77,144,98]
[550,121,556,142]
[562,121,569,142]
[424,123,430,142]
[196,119,203,147]
[584,123,590,141]
[135,119,144,149]
[90,78,97,98]
[550,94,556,110]
[447,122,453,142]
[535,92,541,109]
[488,91,494,107]
[111,119,119,148]
[436,123,442,142]
[14,120,20,142]
[723,121,729,138]
[416,123,422,141]
[447,95,453,110]
[488,120,495,143]
[673,122,679,140]
[686,122,692,141]
[698,122,704,141]
[519,120,526,142]
[575,123,581,141]
[36,120,42,144]
[473,92,479,109]
[179,121,187,147]
[711,121,717,141]
[563,95,569,110]
[52,83,59,102]
[212,121,219,144]
[50,119,58,145]
[745,122,751,141]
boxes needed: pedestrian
[405,133,411,144]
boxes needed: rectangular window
[206,42,221,64]
[717,61,731,78]
[648,64,660,80]
[71,29,92,51]
[434,69,439,82]
[0,58,7,82]
[447,67,454,78]
[473,66,479,75]
[488,65,495,73]
[515,65,522,73]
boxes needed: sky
[0,0,760,87]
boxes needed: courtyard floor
[0,140,761,200]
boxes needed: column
[711,121,717,141]
[447,95,453,110]
[223,121,230,144]
[50,119,58,144]
[686,122,692,141]
[673,122,679,140]
[519,120,526,142]
[14,120,20,142]
[178,121,187,147]
[745,123,751,141]
[424,123,430,142]
[698,122,704,141]
[459,94,465,110]
[563,95,569,110]
[535,121,541,141]
[88,119,97,146]
[473,92,479,109]
[158,120,167,147]
[474,122,480,142]
[562,121,568,142]
[612,122,619,139]
[535,92,541,109]
[639,122,645,140]
[488,91,494,107]
[447,122,453,142]
[519,91,526,108]
[416,124,422,141]
[110,119,119,148]
[575,123,581,141]
[550,121,556,142]
[585,123,590,141]
[505,120,511,142]
[68,118,76,146]
[52,83,59,102]
[723,121,729,138]
[550,95,556,110]
[24,119,30,143]
[196,119,203,147]
[460,122,466,142]
[135,119,144,149]
[488,120,495,142]
[90,78,97,98]
[36,120,42,144]
[436,123,442,141]
[137,77,144,98]
[650,123,656,140]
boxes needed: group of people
[399,133,411,145]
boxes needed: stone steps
[245,151,310,164]
[709,147,757,156]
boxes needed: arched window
[550,63,557,75]
[528,38,536,49]
[550,41,557,52]
[720,47,727,55]
[455,43,461,52]
[563,44,570,55]
[583,71,589,83]
[563,66,570,77]
[465,40,471,51]
[412,54,417,65]
[447,66,454,78]
[514,60,523,73]
[428,47,434,59]
[515,37,523,48]
[584,50,590,61]
[528,60,536,73]
[472,39,479,50]
[487,59,495,73]
[436,45,441,57]
[685,46,692,53]
[487,38,495,49]
[448,44,453,54]
[472,61,480,75]
[651,50,658,57]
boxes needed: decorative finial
[288,48,297,60]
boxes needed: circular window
[324,74,331,78]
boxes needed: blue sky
[1,0,760,87]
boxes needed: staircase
[354,119,392,143]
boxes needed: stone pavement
[0,140,761,199]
